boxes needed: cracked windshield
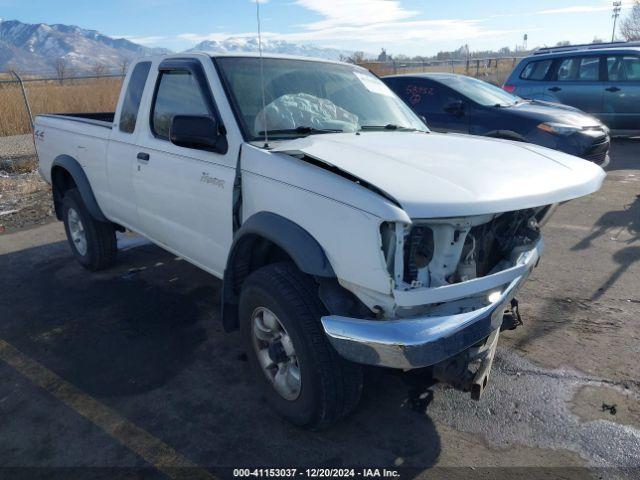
[216,57,428,140]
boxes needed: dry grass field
[0,77,123,137]
[360,58,520,86]
[0,59,521,137]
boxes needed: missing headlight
[403,226,434,286]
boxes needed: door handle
[137,152,150,162]
[606,86,621,92]
[548,86,562,92]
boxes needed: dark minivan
[503,42,640,135]
[383,73,610,166]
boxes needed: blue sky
[0,0,636,55]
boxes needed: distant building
[378,48,389,62]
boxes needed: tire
[239,262,363,429]
[62,188,117,271]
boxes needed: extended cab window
[152,70,212,139]
[119,61,151,133]
[554,56,600,82]
[606,55,640,82]
[520,59,552,80]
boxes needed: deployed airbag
[254,93,359,133]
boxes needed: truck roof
[137,51,355,67]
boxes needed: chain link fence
[359,57,524,86]
[0,73,125,137]
[0,56,525,137]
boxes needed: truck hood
[272,131,605,218]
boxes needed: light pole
[612,1,622,42]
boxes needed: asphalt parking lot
[0,139,639,479]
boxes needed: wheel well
[230,234,294,296]
[51,166,77,220]
[222,232,371,332]
[222,234,295,331]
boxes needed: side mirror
[170,115,225,152]
[419,115,428,126]
[443,100,465,116]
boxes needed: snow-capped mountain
[0,20,357,75]
[0,20,170,73]
[187,37,353,61]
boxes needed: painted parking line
[0,339,215,480]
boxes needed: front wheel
[239,262,363,429]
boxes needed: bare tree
[93,63,107,77]
[620,0,640,41]
[119,58,131,76]
[340,51,365,65]
[55,57,67,85]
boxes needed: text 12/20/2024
[233,469,400,478]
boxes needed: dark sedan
[382,73,610,166]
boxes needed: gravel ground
[0,134,53,233]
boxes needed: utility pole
[612,1,622,42]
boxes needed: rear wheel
[62,189,117,271]
[240,262,363,429]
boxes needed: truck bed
[34,112,115,186]
[37,112,115,129]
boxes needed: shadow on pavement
[590,245,640,301]
[0,239,441,470]
[571,194,640,299]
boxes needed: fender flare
[51,155,108,222]
[221,211,335,331]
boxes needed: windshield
[215,57,428,141]
[446,75,521,107]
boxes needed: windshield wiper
[359,124,420,132]
[257,126,343,136]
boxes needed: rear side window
[519,59,552,80]
[119,62,151,134]
[555,56,600,81]
[394,80,460,114]
[606,55,640,82]
[151,70,212,139]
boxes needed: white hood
[272,131,605,218]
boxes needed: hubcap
[251,307,301,401]
[67,208,87,256]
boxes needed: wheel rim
[67,208,88,256]
[251,307,301,401]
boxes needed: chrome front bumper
[321,240,543,370]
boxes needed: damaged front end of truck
[322,203,563,399]
[270,131,604,400]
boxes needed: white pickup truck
[35,53,605,428]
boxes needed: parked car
[34,53,604,428]
[503,41,640,135]
[382,73,610,166]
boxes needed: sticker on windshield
[353,71,394,97]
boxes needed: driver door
[133,58,236,276]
